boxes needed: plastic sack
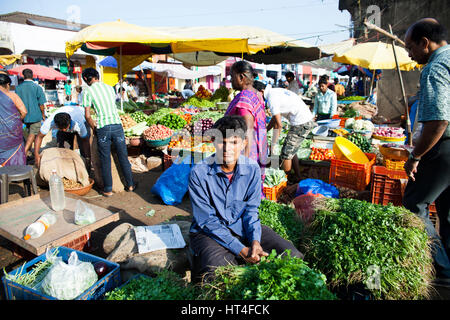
[151,156,192,205]
[295,178,339,198]
[293,191,325,224]
[41,251,98,300]
[74,200,96,226]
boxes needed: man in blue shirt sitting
[188,115,303,283]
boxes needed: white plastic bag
[74,200,96,226]
[41,251,98,300]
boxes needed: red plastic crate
[329,153,376,191]
[371,166,407,206]
[371,166,437,214]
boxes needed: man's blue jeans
[96,124,134,193]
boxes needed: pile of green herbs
[258,199,304,247]
[301,198,433,300]
[201,250,336,300]
[104,270,199,300]
[3,248,60,291]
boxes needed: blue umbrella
[99,56,118,68]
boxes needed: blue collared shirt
[188,155,262,256]
[313,89,337,116]
[417,44,450,139]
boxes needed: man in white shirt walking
[254,81,316,181]
[285,71,300,95]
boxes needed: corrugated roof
[0,11,90,31]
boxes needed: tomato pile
[142,124,173,141]
[309,147,336,161]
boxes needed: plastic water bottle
[24,212,57,240]
[49,169,66,211]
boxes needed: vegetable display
[129,111,148,124]
[340,96,366,101]
[145,108,174,126]
[309,147,336,161]
[352,119,375,132]
[120,114,137,130]
[373,127,405,138]
[105,271,199,300]
[124,122,148,137]
[193,118,214,135]
[195,85,212,99]
[258,199,304,247]
[181,96,216,110]
[209,86,229,102]
[158,113,187,131]
[346,133,373,153]
[190,111,224,124]
[201,250,336,300]
[264,168,287,187]
[3,248,60,290]
[302,198,433,300]
[342,108,359,118]
[142,125,173,141]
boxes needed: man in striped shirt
[82,68,136,197]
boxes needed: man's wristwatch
[408,153,421,162]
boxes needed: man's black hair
[318,78,328,86]
[285,71,295,79]
[409,19,448,44]
[82,67,99,84]
[22,68,33,79]
[0,73,12,86]
[54,112,71,130]
[210,115,247,140]
[253,80,267,92]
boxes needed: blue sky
[1,0,351,45]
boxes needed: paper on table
[134,224,186,254]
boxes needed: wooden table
[0,192,120,256]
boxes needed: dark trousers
[317,114,331,121]
[189,225,304,284]
[403,138,450,278]
[56,131,87,158]
[96,124,134,193]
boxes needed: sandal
[125,182,139,192]
[102,192,113,197]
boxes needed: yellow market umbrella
[65,20,251,110]
[161,25,323,65]
[332,42,418,71]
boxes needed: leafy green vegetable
[264,168,287,187]
[209,86,230,102]
[105,271,199,300]
[181,96,216,109]
[302,198,433,300]
[201,250,336,300]
[258,200,304,247]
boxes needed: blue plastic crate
[2,246,121,300]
